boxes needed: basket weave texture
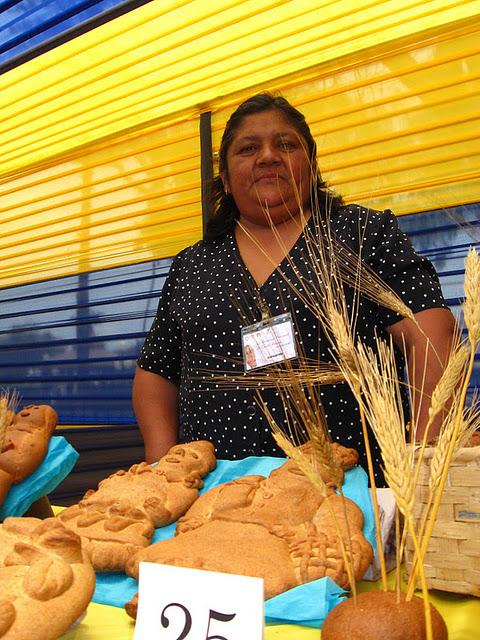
[406,445,480,597]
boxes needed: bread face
[0,406,58,507]
[0,517,95,640]
[125,445,372,610]
[58,441,217,572]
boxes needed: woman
[133,93,455,483]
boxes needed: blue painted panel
[397,203,480,307]
[397,203,480,399]
[0,257,172,423]
[1,203,479,425]
[0,0,147,67]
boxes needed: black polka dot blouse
[138,205,447,484]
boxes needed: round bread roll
[322,590,448,640]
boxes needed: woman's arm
[132,366,179,463]
[387,307,457,442]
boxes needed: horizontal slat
[0,0,145,68]
[0,3,478,289]
[1,0,478,176]
[211,23,479,216]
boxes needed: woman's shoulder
[172,235,232,268]
[331,203,398,238]
[331,203,394,223]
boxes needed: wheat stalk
[345,339,415,515]
[328,307,358,375]
[332,241,416,323]
[458,394,480,447]
[257,355,345,488]
[210,150,478,627]
[268,420,327,497]
[199,360,343,389]
[399,328,465,585]
[323,302,390,589]
[428,342,468,425]
[428,394,465,493]
[346,339,435,637]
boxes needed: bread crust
[0,517,95,640]
[0,406,58,508]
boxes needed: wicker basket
[405,445,480,596]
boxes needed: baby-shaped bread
[58,441,216,572]
[0,516,95,640]
[0,405,58,508]
[125,442,372,612]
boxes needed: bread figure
[0,405,58,508]
[58,504,155,573]
[125,443,372,610]
[0,517,95,640]
[58,441,216,572]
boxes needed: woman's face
[222,109,311,227]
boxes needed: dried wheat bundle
[405,247,480,599]
[207,141,479,636]
[252,209,479,640]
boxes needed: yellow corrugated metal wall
[0,0,479,288]
[211,16,479,215]
[1,117,202,287]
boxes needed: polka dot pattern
[138,206,446,484]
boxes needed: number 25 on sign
[133,562,264,640]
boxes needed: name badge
[133,562,264,639]
[241,312,297,371]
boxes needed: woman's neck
[235,209,311,287]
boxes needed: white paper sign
[133,562,264,640]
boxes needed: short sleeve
[136,253,184,380]
[359,208,447,326]
[335,204,446,327]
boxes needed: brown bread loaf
[0,405,57,508]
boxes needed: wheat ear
[464,247,480,343]
[325,305,389,589]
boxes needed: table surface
[63,575,480,639]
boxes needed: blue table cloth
[0,436,79,519]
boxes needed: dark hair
[204,92,342,242]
